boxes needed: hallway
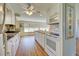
[16,36,48,56]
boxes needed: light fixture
[23,4,41,16]
[25,10,33,16]
[23,4,34,16]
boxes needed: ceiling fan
[23,3,41,16]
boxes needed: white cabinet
[7,37,15,56]
[35,31,61,56]
[39,33,45,48]
[6,33,20,56]
[35,31,45,49]
[0,34,5,56]
[7,40,12,56]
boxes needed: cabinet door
[8,38,15,56]
[41,34,45,48]
[0,34,5,56]
[15,34,19,51]
[7,41,12,56]
[11,42,15,56]
[39,34,42,46]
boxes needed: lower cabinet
[35,31,45,49]
[0,34,5,56]
[35,32,61,56]
[6,33,20,56]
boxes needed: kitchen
[0,3,76,56]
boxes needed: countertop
[35,30,59,37]
[5,31,19,40]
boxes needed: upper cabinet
[46,4,60,25]
[5,4,15,25]
[48,13,59,25]
[0,4,4,25]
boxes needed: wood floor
[16,36,48,56]
[76,38,79,56]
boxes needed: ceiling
[9,3,55,15]
[8,3,56,22]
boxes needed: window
[24,27,39,32]
[40,27,49,31]
[24,26,49,32]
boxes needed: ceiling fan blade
[27,3,31,9]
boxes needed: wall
[62,4,76,56]
[75,4,79,38]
